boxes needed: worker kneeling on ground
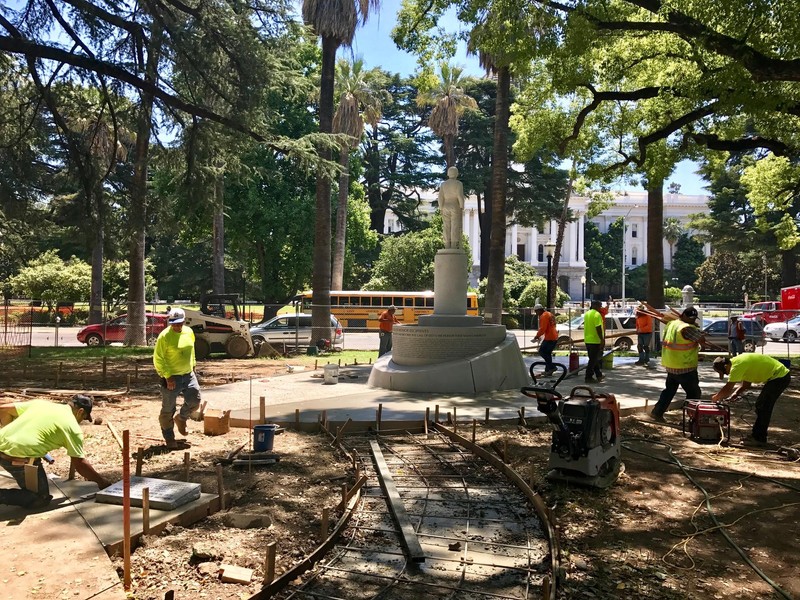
[712,355,791,447]
[0,395,110,509]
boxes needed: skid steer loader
[182,294,257,359]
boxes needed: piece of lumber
[20,388,126,397]
[369,440,425,563]
[220,564,253,584]
[107,422,124,449]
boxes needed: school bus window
[393,297,403,306]
[425,297,434,307]
[404,297,413,306]
[414,298,424,307]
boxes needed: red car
[76,313,169,346]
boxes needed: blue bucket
[253,424,278,452]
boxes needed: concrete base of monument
[417,314,484,327]
[367,330,529,394]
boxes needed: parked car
[701,318,765,352]
[76,313,169,346]
[249,313,344,350]
[763,316,800,342]
[555,313,638,351]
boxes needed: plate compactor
[523,365,622,488]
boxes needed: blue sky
[342,4,707,196]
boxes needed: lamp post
[580,275,586,308]
[545,241,556,310]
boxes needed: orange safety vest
[536,311,558,341]
[636,313,653,333]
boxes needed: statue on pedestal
[439,166,465,249]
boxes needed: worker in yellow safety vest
[648,306,704,422]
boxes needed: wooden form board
[369,440,425,563]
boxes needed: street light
[580,275,586,308]
[621,205,638,308]
[545,241,556,310]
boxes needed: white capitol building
[384,190,712,300]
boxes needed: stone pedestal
[368,248,530,394]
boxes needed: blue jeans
[729,338,744,356]
[652,370,701,416]
[0,456,50,506]
[637,333,652,363]
[159,372,201,441]
[538,339,557,370]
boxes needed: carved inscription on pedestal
[392,325,506,366]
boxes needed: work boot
[165,439,179,450]
[741,435,767,447]
[648,410,666,423]
[174,415,188,436]
[634,360,645,366]
[30,494,53,509]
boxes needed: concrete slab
[205,356,724,428]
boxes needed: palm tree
[663,217,683,267]
[331,58,387,290]
[302,0,380,344]
[417,64,477,169]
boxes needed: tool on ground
[521,382,622,489]
[528,360,567,389]
[682,400,730,443]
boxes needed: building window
[516,244,526,261]
[631,224,638,238]
[632,247,638,265]
[537,244,544,262]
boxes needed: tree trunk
[311,35,336,344]
[550,167,576,309]
[89,181,104,325]
[483,66,510,325]
[646,177,665,308]
[331,148,350,290]
[212,171,225,294]
[478,190,491,280]
[126,25,160,346]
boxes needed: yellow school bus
[294,290,479,329]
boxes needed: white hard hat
[168,308,186,324]
[533,304,544,311]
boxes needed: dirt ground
[2,355,799,600]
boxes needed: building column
[531,227,539,265]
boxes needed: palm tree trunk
[331,148,350,290]
[126,25,161,346]
[311,35,336,344]
[483,66,511,325]
[646,177,665,307]
[212,172,225,294]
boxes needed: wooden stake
[435,404,440,424]
[135,447,144,477]
[338,358,341,367]
[542,575,551,599]
[126,374,131,393]
[122,429,131,590]
[320,507,330,540]
[24,463,38,493]
[102,356,107,383]
[142,487,150,534]
[295,408,300,431]
[314,359,318,370]
[453,407,457,433]
[472,419,477,444]
[263,542,276,585]
[377,403,382,432]
[332,418,352,446]
[424,407,429,437]
[485,407,490,425]
[55,362,62,388]
[134,361,139,380]
[259,396,266,425]
[183,452,191,481]
[216,464,225,511]
[107,421,124,449]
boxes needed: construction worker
[0,395,110,508]
[584,299,605,383]
[153,308,201,449]
[634,306,654,366]
[649,306,703,422]
[533,303,558,375]
[728,316,746,356]
[712,355,791,446]
[378,305,400,357]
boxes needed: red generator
[682,400,730,443]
